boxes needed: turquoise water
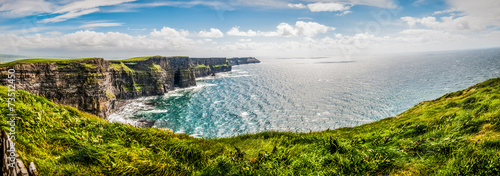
[109,49,500,138]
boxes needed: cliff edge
[0,56,259,118]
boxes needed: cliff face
[228,57,261,65]
[0,56,255,118]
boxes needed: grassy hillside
[1,78,500,175]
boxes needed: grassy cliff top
[118,56,189,62]
[0,58,97,67]
[1,78,499,175]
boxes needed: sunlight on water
[110,49,500,138]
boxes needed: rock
[228,57,261,65]
[0,56,260,119]
[1,130,31,176]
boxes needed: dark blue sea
[109,48,500,138]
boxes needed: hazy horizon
[0,0,499,59]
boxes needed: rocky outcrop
[1,130,39,176]
[0,56,257,119]
[228,57,261,65]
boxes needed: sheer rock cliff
[0,56,258,119]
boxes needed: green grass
[212,63,230,68]
[0,58,97,67]
[109,62,134,72]
[149,64,162,72]
[120,56,156,61]
[80,63,97,69]
[193,64,209,69]
[1,78,500,175]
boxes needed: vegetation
[193,64,209,69]
[133,83,145,91]
[149,64,162,72]
[1,78,500,175]
[212,63,230,68]
[0,58,97,67]
[109,62,134,72]
[120,56,156,61]
[80,63,97,69]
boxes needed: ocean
[109,48,500,138]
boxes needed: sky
[0,0,499,59]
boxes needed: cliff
[0,56,258,118]
[1,77,499,175]
[228,57,261,65]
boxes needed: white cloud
[227,21,334,37]
[80,22,123,28]
[227,27,258,37]
[44,31,62,36]
[288,3,306,9]
[433,8,459,15]
[337,11,352,16]
[0,27,198,57]
[401,16,472,31]
[2,27,500,59]
[239,38,252,42]
[39,0,136,23]
[40,7,100,23]
[293,21,334,37]
[198,28,224,38]
[54,0,136,13]
[298,17,313,20]
[307,2,350,12]
[150,27,190,42]
[402,0,500,32]
[0,0,54,17]
[304,0,398,10]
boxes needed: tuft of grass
[1,78,500,175]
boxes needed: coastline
[0,56,260,120]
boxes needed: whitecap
[227,74,252,78]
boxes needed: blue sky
[0,0,499,59]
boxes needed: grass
[109,62,134,72]
[80,63,97,69]
[119,56,156,61]
[149,64,162,72]
[193,64,209,69]
[0,58,97,67]
[212,63,230,68]
[1,78,500,175]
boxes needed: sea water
[109,48,500,138]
